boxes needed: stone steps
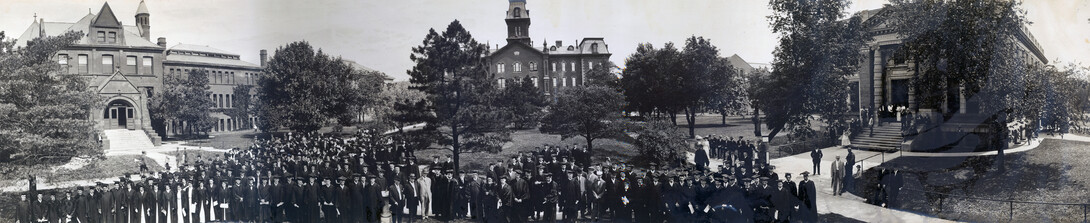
[104,129,156,152]
[851,123,904,152]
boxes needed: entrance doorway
[104,99,135,130]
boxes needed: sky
[1,0,1088,82]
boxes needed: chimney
[260,49,268,67]
[555,40,562,48]
[156,37,166,47]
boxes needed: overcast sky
[2,0,1087,81]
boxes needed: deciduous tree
[540,85,625,154]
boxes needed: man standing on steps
[810,148,822,175]
[830,156,844,196]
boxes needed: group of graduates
[13,131,833,222]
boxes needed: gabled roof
[92,2,122,28]
[164,54,261,69]
[14,12,159,49]
[727,54,755,74]
[97,70,141,95]
[488,41,544,57]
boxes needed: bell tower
[506,0,531,45]
[135,0,150,41]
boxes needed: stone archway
[103,97,140,130]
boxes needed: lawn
[415,129,639,171]
[164,149,228,165]
[856,139,1090,222]
[0,155,163,189]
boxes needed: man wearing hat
[694,135,710,171]
[798,171,817,222]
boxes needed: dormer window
[96,31,106,43]
[591,43,599,53]
[107,32,117,43]
[513,8,522,18]
[567,46,575,51]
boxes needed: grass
[415,129,639,171]
[163,149,228,165]
[0,155,163,189]
[855,139,1090,222]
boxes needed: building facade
[850,6,1047,115]
[14,1,267,144]
[485,0,612,95]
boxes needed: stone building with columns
[485,0,612,95]
[850,6,1047,116]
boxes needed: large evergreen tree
[0,31,103,163]
[406,20,512,176]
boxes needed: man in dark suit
[365,176,382,222]
[810,149,823,175]
[388,178,406,223]
[405,173,421,223]
[844,148,856,195]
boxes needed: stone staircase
[103,129,156,152]
[851,122,904,152]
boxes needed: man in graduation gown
[797,172,818,222]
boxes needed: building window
[591,43,599,53]
[107,32,117,43]
[498,78,506,89]
[513,7,521,18]
[102,55,114,74]
[562,62,566,72]
[514,62,522,72]
[589,62,594,70]
[58,54,69,73]
[553,78,558,87]
[571,62,576,72]
[142,56,153,74]
[532,77,538,87]
[529,62,537,71]
[515,27,522,37]
[97,31,106,43]
[497,63,505,73]
[573,77,578,86]
[552,63,556,72]
[126,56,137,74]
[77,54,88,74]
[562,76,567,87]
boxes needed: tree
[150,69,216,137]
[634,121,688,168]
[621,43,684,122]
[764,0,870,141]
[498,78,549,129]
[584,61,620,89]
[0,31,103,163]
[257,41,380,132]
[678,36,740,138]
[227,85,253,130]
[407,20,512,176]
[540,85,626,154]
[745,68,772,137]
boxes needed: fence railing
[900,187,1089,222]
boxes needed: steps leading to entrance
[104,129,156,152]
[851,122,904,152]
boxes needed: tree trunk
[685,107,696,138]
[670,112,678,126]
[585,137,594,158]
[721,111,727,126]
[752,106,762,137]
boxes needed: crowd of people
[13,132,832,223]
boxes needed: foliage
[226,85,253,129]
[0,31,103,163]
[583,61,621,89]
[498,78,549,129]
[744,68,772,137]
[407,20,513,174]
[540,85,626,153]
[678,36,741,138]
[257,41,382,132]
[621,43,684,121]
[1035,64,1090,133]
[149,69,216,137]
[633,121,688,168]
[763,0,870,141]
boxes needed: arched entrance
[104,99,137,130]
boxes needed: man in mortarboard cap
[797,171,817,221]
